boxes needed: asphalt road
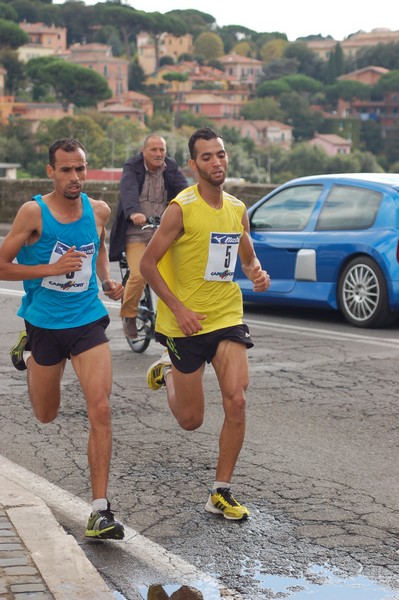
[0,280,398,600]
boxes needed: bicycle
[119,216,160,353]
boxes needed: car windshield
[250,184,323,231]
[316,184,382,230]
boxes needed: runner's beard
[64,188,81,200]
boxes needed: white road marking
[1,287,398,349]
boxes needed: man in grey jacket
[109,134,188,339]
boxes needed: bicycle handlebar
[142,216,161,230]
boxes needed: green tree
[45,115,108,168]
[194,31,224,61]
[0,18,29,48]
[256,79,291,97]
[374,70,399,93]
[232,40,256,57]
[0,48,25,94]
[0,120,35,164]
[98,5,148,60]
[326,80,371,105]
[159,55,175,66]
[275,143,329,178]
[36,3,64,27]
[325,44,344,84]
[166,9,215,38]
[260,38,288,63]
[218,24,257,55]
[283,42,326,82]
[382,124,399,166]
[162,71,189,127]
[105,117,143,167]
[26,57,112,109]
[359,119,384,154]
[0,3,18,21]
[128,58,146,91]
[93,25,124,57]
[346,42,399,71]
[282,74,323,94]
[177,112,213,129]
[145,12,187,69]
[59,1,98,46]
[261,57,299,81]
[240,97,285,121]
[7,0,38,22]
[279,91,324,140]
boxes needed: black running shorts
[25,316,110,366]
[155,324,253,374]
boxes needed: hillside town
[1,3,399,182]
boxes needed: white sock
[163,365,172,379]
[92,498,108,512]
[25,351,31,365]
[213,481,230,492]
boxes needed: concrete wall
[0,179,275,223]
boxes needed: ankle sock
[213,481,230,493]
[92,498,108,512]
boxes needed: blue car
[235,173,399,328]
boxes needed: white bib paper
[41,240,94,293]
[204,232,241,281]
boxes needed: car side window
[250,185,323,231]
[316,185,382,230]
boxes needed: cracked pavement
[0,289,398,599]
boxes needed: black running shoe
[10,330,28,371]
[85,501,125,540]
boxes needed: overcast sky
[57,0,399,41]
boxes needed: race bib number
[41,241,94,293]
[204,232,240,281]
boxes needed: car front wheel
[338,256,396,328]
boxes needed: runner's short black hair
[48,138,86,167]
[188,127,223,159]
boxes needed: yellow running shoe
[205,487,250,521]
[10,330,28,371]
[146,350,171,390]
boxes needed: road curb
[0,472,114,599]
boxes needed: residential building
[63,43,129,98]
[96,101,146,125]
[348,93,399,135]
[333,66,399,136]
[218,54,263,91]
[172,93,242,121]
[338,65,389,86]
[306,28,399,60]
[18,44,57,63]
[0,163,20,179]
[146,61,235,95]
[308,133,352,156]
[137,31,193,75]
[19,22,67,54]
[336,66,390,119]
[0,96,73,128]
[98,91,154,119]
[214,118,293,150]
[161,32,193,63]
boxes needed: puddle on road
[254,563,399,599]
[132,563,399,599]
